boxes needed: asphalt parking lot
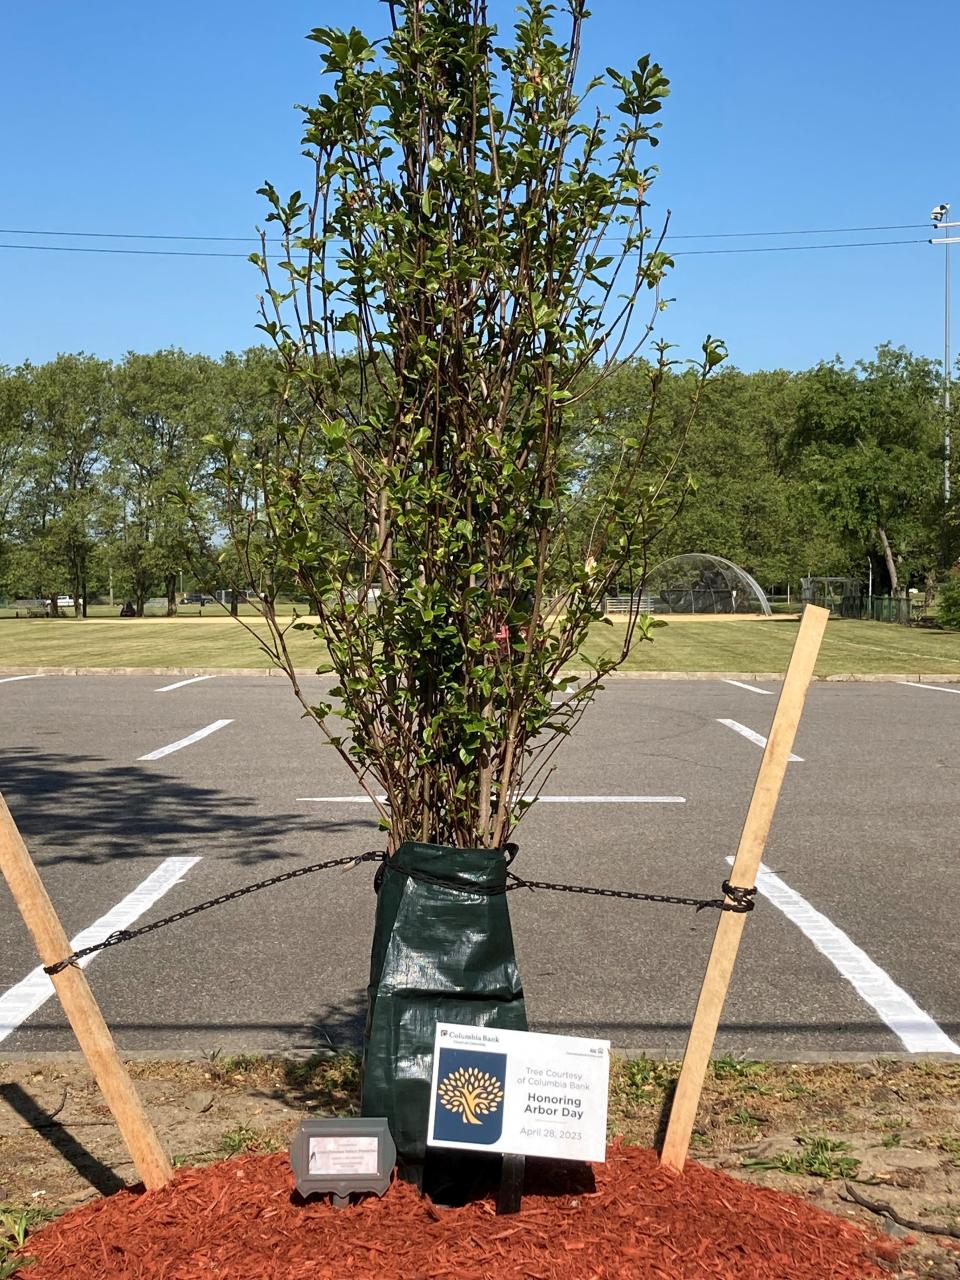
[1,672,958,1060]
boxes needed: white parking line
[297,795,387,803]
[155,675,214,693]
[722,679,774,696]
[897,681,960,696]
[0,856,201,1045]
[717,718,803,761]
[526,795,686,803]
[729,859,960,1055]
[296,794,686,804]
[0,675,44,685]
[138,719,233,760]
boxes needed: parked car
[180,592,216,605]
[213,588,259,604]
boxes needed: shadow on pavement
[0,748,376,870]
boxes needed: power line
[670,237,927,256]
[0,237,929,261]
[0,221,932,245]
[0,227,260,244]
[0,242,247,259]
[668,223,929,241]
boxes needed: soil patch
[3,1055,960,1277]
[16,1143,902,1280]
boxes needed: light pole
[931,203,957,503]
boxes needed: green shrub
[938,572,960,629]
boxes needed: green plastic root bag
[361,841,527,1173]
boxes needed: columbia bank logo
[432,1048,507,1144]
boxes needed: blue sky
[2,1,956,372]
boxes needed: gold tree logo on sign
[438,1066,505,1126]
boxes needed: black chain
[42,850,756,976]
[506,872,757,914]
[42,850,385,976]
[379,861,756,914]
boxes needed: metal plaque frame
[290,1117,396,1207]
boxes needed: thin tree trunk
[80,576,88,619]
[71,560,82,618]
[877,526,899,596]
[230,589,239,617]
[924,570,937,610]
[165,573,178,617]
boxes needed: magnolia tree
[222,0,722,852]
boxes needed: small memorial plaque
[290,1118,395,1207]
[427,1023,610,1163]
[308,1134,379,1176]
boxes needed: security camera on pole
[930,202,957,505]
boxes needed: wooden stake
[0,792,173,1190]
[660,605,829,1173]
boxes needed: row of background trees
[0,343,955,615]
[0,348,273,614]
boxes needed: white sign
[308,1135,379,1176]
[426,1023,609,1163]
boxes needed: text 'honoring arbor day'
[427,1025,610,1163]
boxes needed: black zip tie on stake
[42,848,756,976]
[721,881,758,912]
[42,850,386,976]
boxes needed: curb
[0,665,289,678]
[0,1047,956,1065]
[559,671,960,683]
[1,666,959,682]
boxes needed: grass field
[1,614,959,675]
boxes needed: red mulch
[19,1142,900,1280]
